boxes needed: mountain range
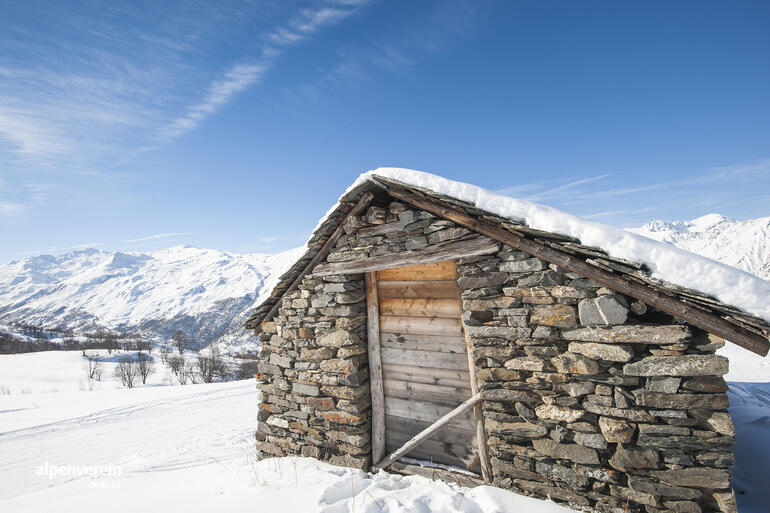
[0,245,303,350]
[1,213,767,350]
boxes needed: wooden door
[367,260,480,470]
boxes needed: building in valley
[246,169,770,513]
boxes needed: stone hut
[246,169,770,513]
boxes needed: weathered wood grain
[383,397,476,429]
[383,378,472,406]
[377,392,483,470]
[379,315,463,336]
[381,347,469,370]
[379,298,461,318]
[376,280,459,299]
[366,272,386,464]
[380,332,467,353]
[381,362,471,389]
[377,261,456,281]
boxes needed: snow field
[0,350,769,513]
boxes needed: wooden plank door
[369,261,480,471]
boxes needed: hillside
[0,245,303,349]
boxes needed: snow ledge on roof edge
[327,167,770,324]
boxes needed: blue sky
[1,0,769,263]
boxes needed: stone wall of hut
[254,200,737,513]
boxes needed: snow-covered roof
[247,168,770,353]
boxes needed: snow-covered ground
[0,350,176,394]
[0,351,768,513]
[0,377,575,513]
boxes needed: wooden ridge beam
[253,192,374,334]
[375,391,484,471]
[380,179,770,357]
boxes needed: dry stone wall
[255,200,737,513]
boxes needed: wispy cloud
[526,173,612,202]
[0,1,370,174]
[0,202,25,218]
[123,232,193,243]
[157,63,267,143]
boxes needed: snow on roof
[342,168,770,324]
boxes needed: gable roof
[246,168,770,356]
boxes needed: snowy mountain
[627,214,770,281]
[0,245,303,349]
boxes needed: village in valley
[1,2,769,513]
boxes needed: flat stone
[638,423,690,436]
[505,356,545,372]
[699,411,735,436]
[578,294,629,326]
[265,416,289,429]
[652,468,730,489]
[568,342,634,362]
[320,384,368,399]
[609,485,660,507]
[647,376,681,393]
[608,443,659,471]
[515,402,537,422]
[631,390,729,409]
[551,352,600,375]
[319,410,367,425]
[535,404,585,422]
[499,258,547,273]
[463,296,521,310]
[663,501,702,513]
[624,355,729,377]
[335,290,366,304]
[299,347,336,362]
[306,397,335,410]
[557,381,595,397]
[572,431,607,450]
[485,419,548,438]
[550,286,590,300]
[476,368,522,383]
[628,477,702,500]
[269,352,292,368]
[713,491,738,513]
[532,438,599,465]
[562,325,691,344]
[457,272,509,290]
[317,329,361,347]
[466,325,532,339]
[637,434,734,451]
[291,383,320,396]
[530,305,578,328]
[426,227,469,244]
[404,235,428,250]
[599,417,636,443]
[681,376,729,393]
[584,404,653,423]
